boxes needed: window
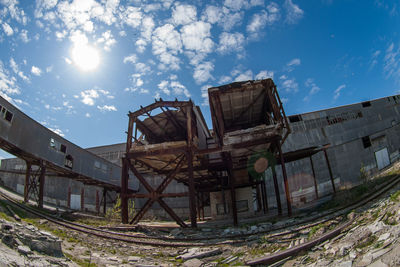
[362,101,371,107]
[362,136,371,148]
[50,138,57,149]
[65,155,73,169]
[236,200,249,212]
[288,115,302,123]
[60,144,67,153]
[216,203,229,215]
[4,110,13,122]
[94,161,101,169]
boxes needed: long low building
[1,94,399,222]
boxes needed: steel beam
[323,149,336,194]
[277,141,292,216]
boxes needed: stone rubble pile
[0,218,72,266]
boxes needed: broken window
[65,155,73,169]
[362,136,371,148]
[288,115,302,123]
[362,101,371,107]
[60,144,67,153]
[4,110,13,122]
[50,138,57,149]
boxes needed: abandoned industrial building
[1,78,400,228]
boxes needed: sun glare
[71,44,100,71]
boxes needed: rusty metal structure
[0,96,138,208]
[121,78,298,227]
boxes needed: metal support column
[186,104,197,228]
[80,188,84,211]
[121,157,129,224]
[277,142,292,216]
[224,152,238,226]
[24,161,31,203]
[310,156,319,199]
[38,163,45,208]
[271,166,282,215]
[103,188,107,214]
[323,149,336,194]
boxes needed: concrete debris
[177,247,222,261]
[183,258,204,267]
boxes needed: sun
[71,44,100,71]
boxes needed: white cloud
[9,58,29,82]
[140,16,155,41]
[217,32,245,54]
[120,6,142,28]
[49,127,65,137]
[2,23,14,36]
[31,66,42,76]
[280,76,298,92]
[158,80,170,95]
[80,89,99,105]
[156,78,190,97]
[200,84,212,106]
[218,75,232,84]
[123,54,137,64]
[55,30,67,40]
[235,70,253,81]
[20,29,29,42]
[0,60,20,102]
[224,0,249,11]
[135,62,151,74]
[247,4,279,38]
[369,50,381,70]
[97,105,117,112]
[303,78,320,101]
[255,70,274,80]
[85,112,91,118]
[334,84,346,100]
[57,0,103,31]
[2,0,28,25]
[152,24,182,70]
[180,21,214,54]
[135,39,147,53]
[193,62,214,84]
[384,43,400,82]
[97,30,116,51]
[287,58,301,66]
[305,78,320,95]
[202,5,222,24]
[46,65,53,72]
[222,11,243,31]
[284,0,304,24]
[172,4,197,25]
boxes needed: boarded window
[94,161,101,169]
[362,136,371,148]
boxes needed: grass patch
[308,223,324,239]
[64,252,97,267]
[390,190,400,202]
[355,235,377,249]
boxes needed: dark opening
[4,110,13,122]
[362,101,371,107]
[65,155,73,169]
[362,136,371,148]
[288,115,302,123]
[60,144,67,153]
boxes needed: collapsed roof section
[208,78,290,146]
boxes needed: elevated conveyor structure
[0,96,138,207]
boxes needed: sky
[0,0,400,159]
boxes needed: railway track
[0,173,399,264]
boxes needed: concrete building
[1,95,399,221]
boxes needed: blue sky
[0,0,400,159]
